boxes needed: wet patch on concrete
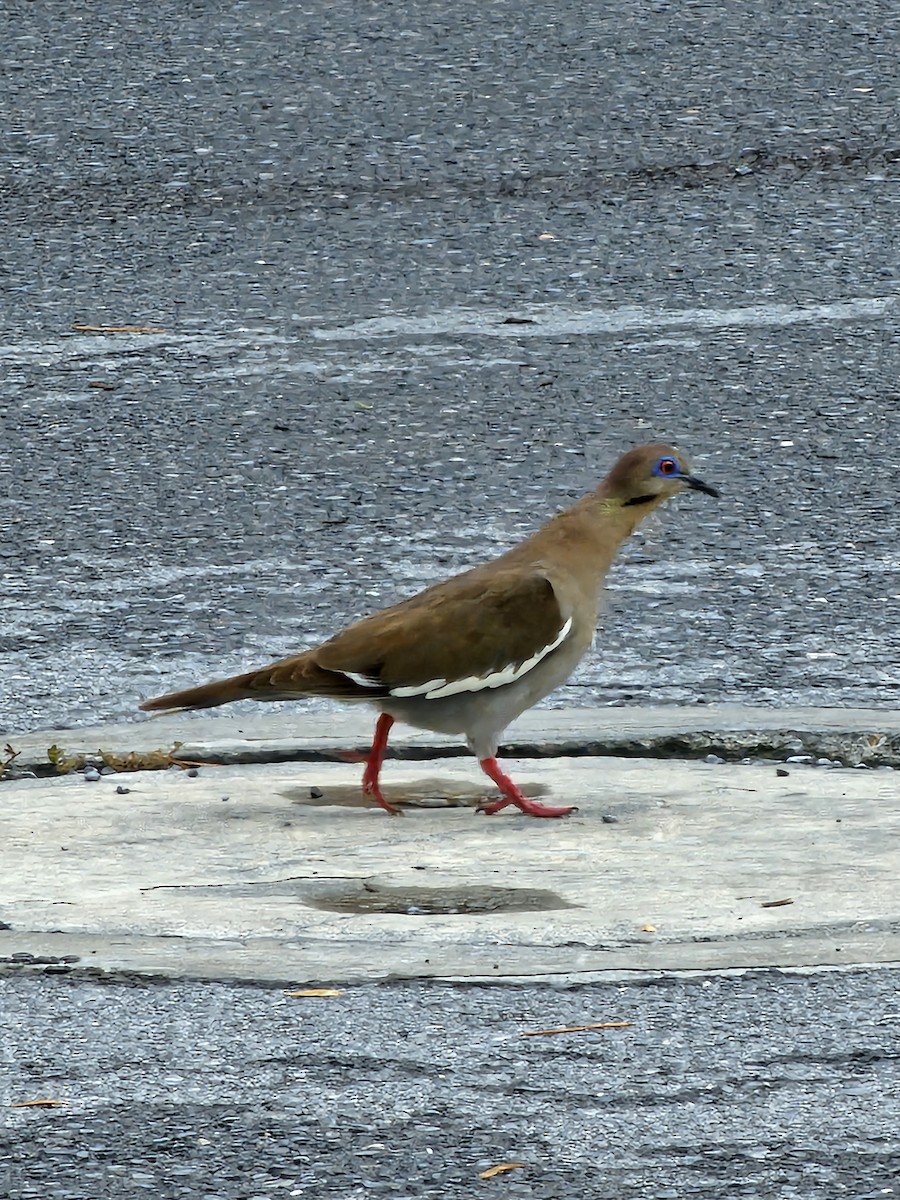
[138,874,572,916]
[302,880,572,916]
[282,776,549,809]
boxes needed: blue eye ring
[653,456,680,478]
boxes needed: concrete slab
[2,755,898,983]
[7,705,900,775]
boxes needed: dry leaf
[760,898,794,908]
[283,988,344,998]
[46,742,207,775]
[479,1163,525,1180]
[1,742,21,780]
[640,923,657,933]
[521,1021,632,1038]
[10,1099,65,1108]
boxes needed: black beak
[683,474,719,498]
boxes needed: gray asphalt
[3,0,900,733]
[3,6,900,1195]
[2,971,899,1199]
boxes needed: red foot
[476,757,577,818]
[361,713,400,815]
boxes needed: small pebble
[220,795,230,802]
[786,755,814,765]
[310,786,324,799]
[83,767,101,782]
[116,785,131,795]
[186,767,199,778]
[776,768,789,777]
[601,813,619,824]
[100,765,117,775]
[816,757,833,767]
[704,753,724,764]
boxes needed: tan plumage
[141,443,718,817]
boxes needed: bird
[140,443,718,818]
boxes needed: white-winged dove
[141,443,717,817]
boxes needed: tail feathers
[139,670,263,713]
[140,651,388,714]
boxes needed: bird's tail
[140,649,383,714]
[139,668,269,713]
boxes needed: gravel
[1,971,899,1199]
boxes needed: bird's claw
[362,778,402,816]
[477,796,578,818]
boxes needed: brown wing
[313,567,568,691]
[141,568,568,712]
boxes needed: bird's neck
[519,489,663,585]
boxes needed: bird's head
[603,442,719,508]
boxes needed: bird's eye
[656,457,678,477]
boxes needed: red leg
[477,757,577,818]
[361,713,399,815]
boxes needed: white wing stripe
[341,671,383,690]
[390,676,448,698]
[389,617,573,702]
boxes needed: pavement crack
[139,874,365,893]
